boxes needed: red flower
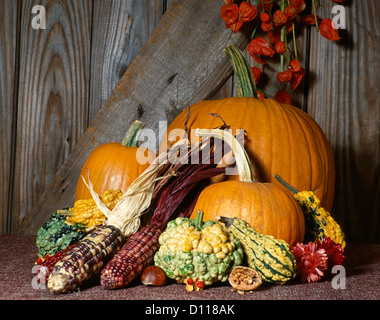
[275,41,286,54]
[221,4,239,30]
[276,60,305,90]
[319,19,341,41]
[290,0,306,13]
[291,242,328,283]
[267,29,282,46]
[285,20,294,34]
[284,6,297,21]
[289,66,305,90]
[260,12,270,22]
[290,59,301,72]
[259,11,271,33]
[274,91,292,105]
[261,21,273,32]
[248,37,275,64]
[273,10,287,27]
[301,14,322,26]
[251,67,261,85]
[316,237,346,273]
[277,70,292,83]
[221,2,257,33]
[238,1,257,23]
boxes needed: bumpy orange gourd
[160,46,335,212]
[75,121,156,201]
[190,129,305,246]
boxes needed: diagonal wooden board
[17,0,253,234]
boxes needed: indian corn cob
[36,244,76,284]
[47,148,173,294]
[101,224,162,289]
[47,225,124,293]
[275,174,346,248]
[100,134,227,290]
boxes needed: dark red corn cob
[100,136,227,290]
[47,225,124,294]
[101,224,161,289]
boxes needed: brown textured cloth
[0,235,379,300]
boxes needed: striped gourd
[217,216,296,285]
[275,174,346,248]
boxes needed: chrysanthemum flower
[316,237,346,274]
[291,242,328,283]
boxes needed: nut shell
[228,266,262,291]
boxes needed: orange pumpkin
[160,46,335,211]
[190,129,305,246]
[75,121,156,201]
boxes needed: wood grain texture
[15,0,254,234]
[11,0,92,232]
[307,0,380,242]
[88,0,165,122]
[1,0,167,235]
[2,1,379,243]
[0,0,19,234]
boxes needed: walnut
[228,266,262,291]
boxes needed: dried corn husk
[82,128,243,238]
[194,128,253,182]
[81,137,206,237]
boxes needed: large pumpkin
[75,121,156,201]
[190,129,305,246]
[160,46,335,211]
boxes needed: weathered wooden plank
[88,0,165,122]
[16,0,254,234]
[307,1,380,242]
[0,0,19,234]
[11,0,92,233]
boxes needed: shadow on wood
[17,0,254,234]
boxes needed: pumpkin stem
[194,210,204,230]
[224,45,258,99]
[195,128,255,183]
[275,174,299,194]
[216,216,234,228]
[121,120,145,147]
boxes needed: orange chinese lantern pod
[159,45,335,212]
[75,120,156,201]
[190,129,305,247]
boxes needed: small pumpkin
[190,129,305,246]
[75,121,156,201]
[160,45,335,212]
